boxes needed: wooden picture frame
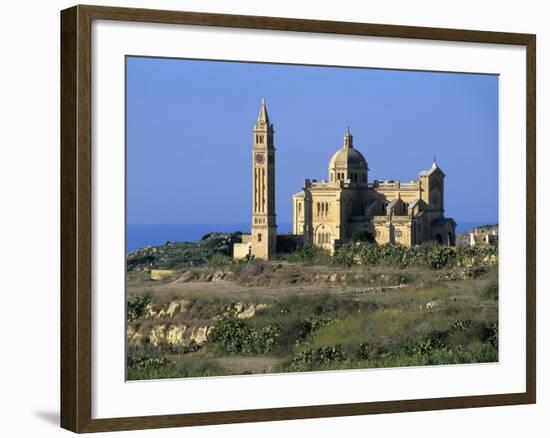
[60,4,536,433]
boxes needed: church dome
[329,146,368,170]
[328,129,368,184]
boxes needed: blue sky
[126,57,498,227]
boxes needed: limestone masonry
[234,99,456,260]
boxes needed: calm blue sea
[127,221,493,253]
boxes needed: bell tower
[251,98,277,260]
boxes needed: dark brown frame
[61,4,536,433]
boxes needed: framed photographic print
[60,4,536,433]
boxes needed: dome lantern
[328,128,368,184]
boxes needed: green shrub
[482,322,499,348]
[481,282,498,300]
[204,235,225,249]
[208,253,233,267]
[425,244,455,269]
[207,313,282,355]
[356,342,370,360]
[331,241,498,270]
[288,244,330,264]
[361,344,498,368]
[207,313,251,354]
[397,274,412,285]
[127,254,155,270]
[127,293,152,321]
[331,245,356,266]
[295,315,333,343]
[249,324,283,353]
[285,344,347,372]
[405,330,449,355]
[126,354,177,380]
[451,319,473,332]
[127,354,169,371]
[126,353,225,380]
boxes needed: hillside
[126,240,499,380]
[127,232,242,270]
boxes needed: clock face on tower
[255,154,265,164]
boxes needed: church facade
[234,99,456,261]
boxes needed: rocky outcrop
[170,269,233,284]
[150,269,176,280]
[127,298,268,349]
[127,323,209,348]
[438,266,488,281]
[229,302,268,319]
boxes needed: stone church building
[234,99,456,260]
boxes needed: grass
[126,260,498,380]
[354,343,498,369]
[127,350,227,380]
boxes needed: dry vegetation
[126,245,498,380]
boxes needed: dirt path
[126,277,409,303]
[211,356,281,374]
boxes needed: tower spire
[256,97,270,125]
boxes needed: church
[233,99,456,261]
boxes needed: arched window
[258,233,262,242]
[317,202,320,216]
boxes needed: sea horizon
[126,221,496,253]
